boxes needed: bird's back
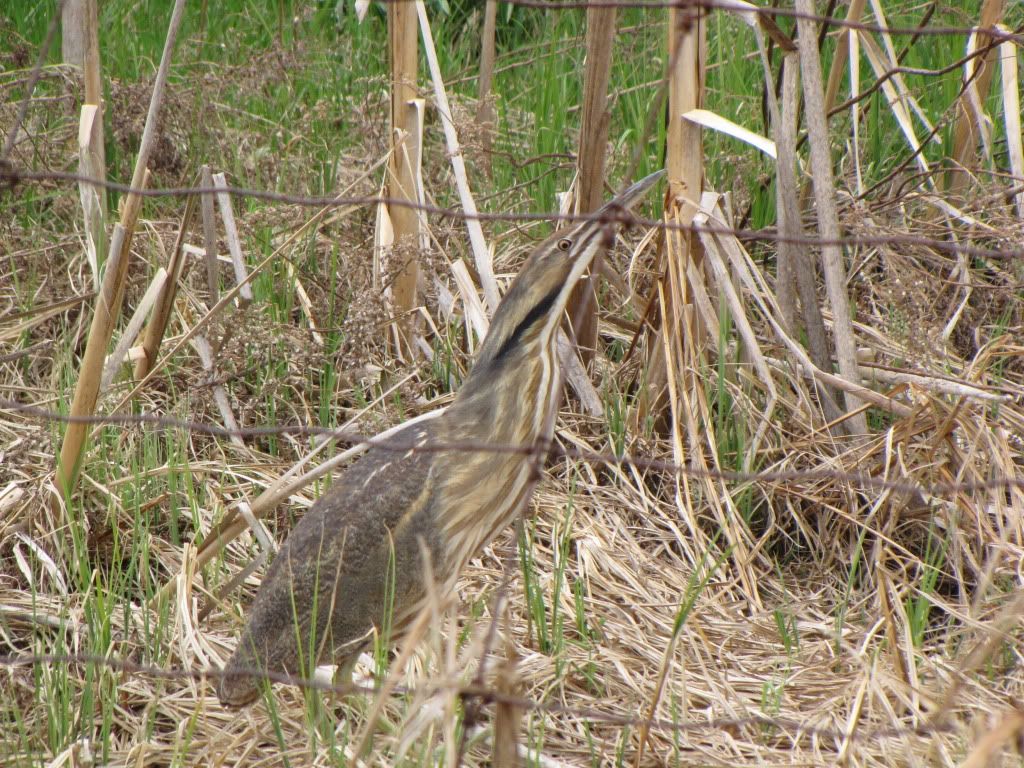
[217,421,446,706]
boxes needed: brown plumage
[217,171,663,706]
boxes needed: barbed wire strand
[3,169,1023,263]
[2,399,1022,497]
[0,653,960,743]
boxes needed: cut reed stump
[386,0,422,360]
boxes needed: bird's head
[470,170,664,374]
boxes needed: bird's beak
[604,169,665,215]
[567,169,663,263]
[561,169,665,274]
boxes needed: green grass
[904,519,950,651]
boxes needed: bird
[217,170,663,707]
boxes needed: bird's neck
[446,342,560,447]
[432,341,562,573]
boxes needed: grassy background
[2,0,1024,765]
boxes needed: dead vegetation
[2,1,1024,766]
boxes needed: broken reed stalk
[416,0,501,315]
[475,0,498,179]
[190,334,245,449]
[199,164,220,303]
[568,1,616,367]
[77,107,105,288]
[761,47,797,334]
[743,14,801,346]
[212,172,253,306]
[999,35,1024,219]
[794,0,868,437]
[81,0,103,191]
[55,182,147,502]
[100,266,167,392]
[492,652,523,768]
[55,0,187,501]
[404,96,427,241]
[946,0,1007,196]
[387,0,421,359]
[75,0,106,287]
[133,194,198,381]
[636,0,705,425]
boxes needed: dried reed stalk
[133,194,197,380]
[636,1,705,425]
[999,34,1024,218]
[749,17,797,332]
[795,0,868,436]
[577,7,618,211]
[772,53,840,420]
[858,33,930,178]
[80,0,102,175]
[75,0,106,287]
[946,0,1007,196]
[492,651,523,768]
[770,68,798,331]
[822,0,866,120]
[402,98,427,248]
[55,0,186,499]
[55,196,148,500]
[388,0,421,358]
[199,164,220,302]
[796,0,868,213]
[568,2,616,366]
[54,214,139,495]
[417,0,501,315]
[190,335,244,449]
[476,0,498,179]
[77,105,105,288]
[61,0,87,69]
[212,172,252,307]
[100,266,166,392]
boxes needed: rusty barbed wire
[2,167,1023,264]
[0,652,960,744]
[1,399,1022,497]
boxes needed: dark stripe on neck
[490,284,562,364]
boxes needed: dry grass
[2,3,1024,767]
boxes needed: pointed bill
[605,169,665,213]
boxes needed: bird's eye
[557,238,572,252]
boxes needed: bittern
[217,171,663,707]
